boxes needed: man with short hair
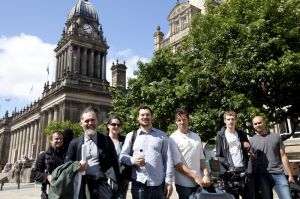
[251,116,294,199]
[120,105,173,199]
[34,131,65,199]
[169,108,211,199]
[65,106,121,199]
[216,111,254,199]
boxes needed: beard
[84,128,97,137]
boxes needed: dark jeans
[80,176,112,199]
[113,180,129,199]
[175,184,216,199]
[175,184,198,199]
[131,180,165,199]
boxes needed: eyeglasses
[110,123,122,127]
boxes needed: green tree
[180,0,300,137]
[44,120,82,137]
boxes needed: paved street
[0,183,178,199]
[0,183,279,199]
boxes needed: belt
[85,175,108,181]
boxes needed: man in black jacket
[65,106,121,199]
[215,111,255,199]
[34,131,64,199]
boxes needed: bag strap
[129,130,137,156]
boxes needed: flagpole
[46,64,49,82]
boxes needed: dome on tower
[67,0,99,23]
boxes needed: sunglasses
[110,123,122,127]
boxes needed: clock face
[83,24,92,33]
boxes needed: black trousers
[79,175,112,199]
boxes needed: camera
[220,167,246,194]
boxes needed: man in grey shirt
[120,105,173,199]
[250,116,294,199]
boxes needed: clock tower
[48,0,112,122]
[54,0,108,85]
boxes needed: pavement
[0,183,178,199]
[0,183,279,199]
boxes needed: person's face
[137,108,152,128]
[81,111,98,136]
[252,116,266,134]
[50,132,63,149]
[108,118,122,135]
[224,115,237,130]
[176,114,189,133]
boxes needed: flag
[29,85,33,94]
[46,64,49,75]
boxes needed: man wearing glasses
[65,106,121,199]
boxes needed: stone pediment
[168,2,191,20]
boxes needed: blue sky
[0,0,177,117]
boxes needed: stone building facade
[154,1,201,52]
[0,0,126,169]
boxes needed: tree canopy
[110,0,300,141]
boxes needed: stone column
[45,109,53,149]
[24,125,30,157]
[82,48,87,75]
[74,46,80,75]
[55,55,60,80]
[39,111,46,152]
[36,118,42,157]
[20,127,26,159]
[89,50,94,77]
[53,105,59,121]
[8,131,14,163]
[11,131,17,163]
[96,52,101,78]
[68,45,73,73]
[32,120,38,159]
[28,122,34,158]
[16,129,21,161]
[102,53,107,80]
[60,52,65,78]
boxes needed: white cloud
[106,48,149,86]
[0,35,149,116]
[0,33,56,101]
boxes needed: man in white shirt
[169,108,211,199]
[216,111,254,199]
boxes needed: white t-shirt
[170,130,205,187]
[225,131,243,167]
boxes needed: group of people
[33,105,295,199]
[216,111,294,199]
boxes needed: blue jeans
[175,184,198,199]
[131,180,165,199]
[256,173,291,199]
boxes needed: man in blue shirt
[120,105,173,199]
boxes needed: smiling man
[169,108,211,199]
[120,105,173,199]
[251,116,294,199]
[34,131,64,199]
[65,106,121,199]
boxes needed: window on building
[181,16,188,29]
[174,20,180,33]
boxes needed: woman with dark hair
[63,128,74,155]
[106,116,128,199]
